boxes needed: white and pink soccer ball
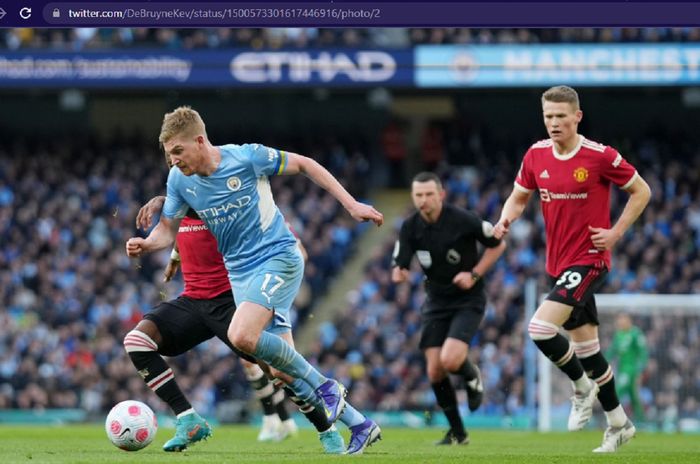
[105,400,158,451]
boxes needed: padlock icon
[52,8,60,18]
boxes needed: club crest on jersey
[446,249,461,264]
[573,167,588,183]
[226,176,242,191]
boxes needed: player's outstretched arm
[589,175,651,251]
[494,189,532,239]
[283,152,384,226]
[126,216,180,258]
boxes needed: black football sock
[431,377,465,436]
[457,359,478,381]
[124,330,191,415]
[245,367,277,416]
[580,352,620,411]
[283,385,331,432]
[271,380,291,422]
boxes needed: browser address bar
[40,2,700,28]
[44,2,389,26]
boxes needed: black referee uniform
[393,203,501,349]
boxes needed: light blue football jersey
[162,143,297,274]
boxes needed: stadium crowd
[3,27,700,50]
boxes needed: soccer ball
[105,400,158,451]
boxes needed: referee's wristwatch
[471,270,481,283]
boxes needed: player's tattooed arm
[136,195,166,230]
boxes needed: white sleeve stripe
[256,177,276,231]
[514,181,533,193]
[621,171,639,190]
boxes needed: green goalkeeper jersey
[607,326,648,375]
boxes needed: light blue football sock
[339,402,366,428]
[253,331,327,388]
[288,378,323,409]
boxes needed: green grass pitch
[0,425,698,463]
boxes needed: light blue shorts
[230,246,304,335]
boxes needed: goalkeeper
[606,313,648,421]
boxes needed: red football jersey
[176,217,231,299]
[514,136,638,277]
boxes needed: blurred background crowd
[0,27,699,431]
[4,27,700,50]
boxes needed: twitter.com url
[63,7,382,22]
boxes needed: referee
[392,172,506,445]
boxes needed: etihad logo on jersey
[196,195,252,222]
[539,188,588,202]
[229,51,397,83]
[573,167,588,183]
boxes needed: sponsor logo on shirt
[573,167,588,183]
[178,223,209,233]
[539,188,588,202]
[196,195,252,223]
[539,169,550,179]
